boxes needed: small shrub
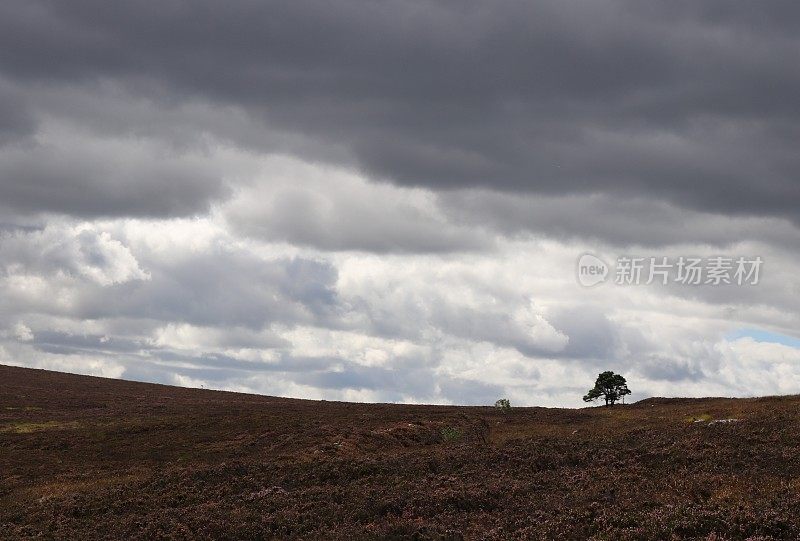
[685,413,713,424]
[440,426,462,442]
[494,399,511,413]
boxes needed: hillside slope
[2,364,800,540]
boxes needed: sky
[1,0,800,407]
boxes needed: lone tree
[583,371,631,406]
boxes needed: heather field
[2,364,800,540]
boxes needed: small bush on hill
[440,426,462,442]
[494,398,511,413]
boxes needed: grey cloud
[112,352,503,404]
[586,244,800,329]
[154,351,296,373]
[32,330,147,355]
[427,303,567,357]
[146,350,515,405]
[343,288,569,357]
[118,360,268,387]
[72,253,342,329]
[548,307,623,361]
[197,327,290,351]
[228,189,486,254]
[0,135,230,219]
[2,0,799,222]
[223,166,494,254]
[440,192,800,250]
[0,226,147,285]
[110,349,439,402]
[297,363,435,396]
[0,223,42,234]
[3,0,800,405]
[28,327,289,359]
[28,83,345,166]
[637,356,707,382]
[118,363,180,387]
[437,377,506,406]
[0,225,343,330]
[0,81,35,145]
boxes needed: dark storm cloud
[0,82,35,145]
[2,0,799,221]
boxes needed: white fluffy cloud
[2,224,149,283]
[2,201,800,406]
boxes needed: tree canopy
[583,371,631,406]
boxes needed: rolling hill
[2,364,799,540]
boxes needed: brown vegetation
[2,365,800,540]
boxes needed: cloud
[439,191,800,250]
[223,156,493,253]
[2,0,799,223]
[3,215,800,406]
[0,224,149,285]
[0,123,233,219]
[0,80,35,145]
[31,330,147,356]
[73,248,341,330]
[11,322,33,342]
[1,0,800,406]
[0,221,341,329]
